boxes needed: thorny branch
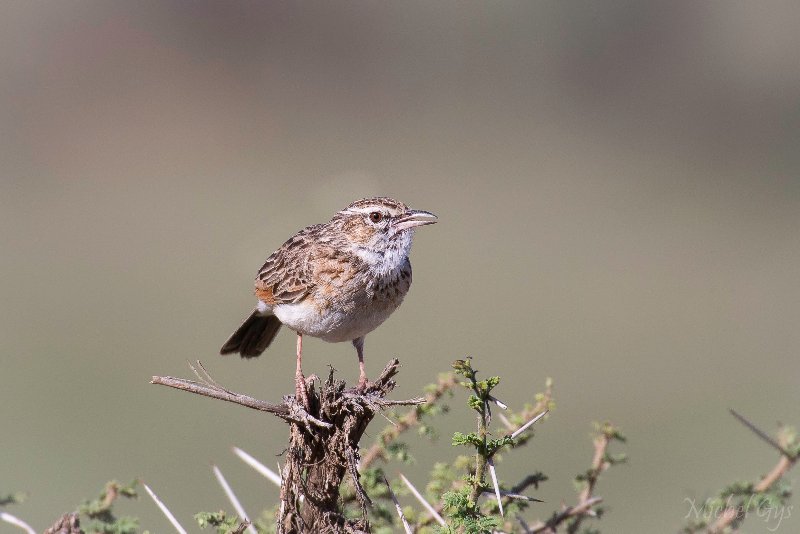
[413,378,554,530]
[579,430,612,505]
[529,423,619,534]
[529,497,603,534]
[361,372,457,468]
[150,374,291,417]
[153,359,423,534]
[151,360,422,427]
[706,411,798,533]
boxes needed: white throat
[354,230,413,277]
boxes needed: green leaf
[467,395,483,411]
[0,492,27,507]
[452,432,482,448]
[195,510,244,533]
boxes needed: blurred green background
[2,2,799,532]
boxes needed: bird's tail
[220,310,282,358]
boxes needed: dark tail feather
[220,310,282,358]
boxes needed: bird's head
[334,197,437,263]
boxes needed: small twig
[468,397,490,505]
[346,447,372,512]
[284,399,334,429]
[754,454,795,492]
[383,475,413,534]
[0,512,36,534]
[189,360,211,387]
[529,496,603,533]
[706,412,798,533]
[497,412,515,431]
[232,447,282,488]
[565,429,612,533]
[379,412,399,428]
[578,431,610,505]
[729,408,791,456]
[530,423,613,534]
[212,465,257,534]
[189,360,232,394]
[372,358,403,388]
[143,483,188,534]
[511,474,547,494]
[368,397,427,407]
[482,490,542,502]
[151,375,290,416]
[399,472,446,526]
[278,462,288,522]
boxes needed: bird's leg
[295,333,310,410]
[353,337,368,391]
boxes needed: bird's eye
[369,211,383,223]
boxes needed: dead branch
[153,359,422,533]
[529,497,603,534]
[528,426,612,534]
[706,411,798,533]
[151,375,291,417]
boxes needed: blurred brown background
[1,2,799,532]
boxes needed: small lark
[221,197,437,404]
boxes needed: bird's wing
[254,225,321,305]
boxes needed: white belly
[267,249,413,343]
[272,295,403,342]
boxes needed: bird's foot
[295,372,311,411]
[355,375,371,393]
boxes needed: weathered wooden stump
[151,358,422,534]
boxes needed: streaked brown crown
[339,197,408,217]
[330,197,405,246]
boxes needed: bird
[220,197,437,406]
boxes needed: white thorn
[383,475,413,534]
[488,457,504,517]
[143,483,188,534]
[489,395,508,410]
[232,446,282,487]
[511,410,548,439]
[0,512,36,534]
[399,473,445,526]
[212,465,258,534]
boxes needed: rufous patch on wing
[255,282,277,305]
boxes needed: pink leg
[353,337,368,390]
[295,333,309,409]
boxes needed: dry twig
[153,359,421,533]
[707,411,798,533]
[529,497,603,534]
[528,424,614,534]
[361,372,456,468]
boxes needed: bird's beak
[394,209,438,231]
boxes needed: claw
[356,375,370,393]
[295,372,311,411]
[294,333,310,410]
